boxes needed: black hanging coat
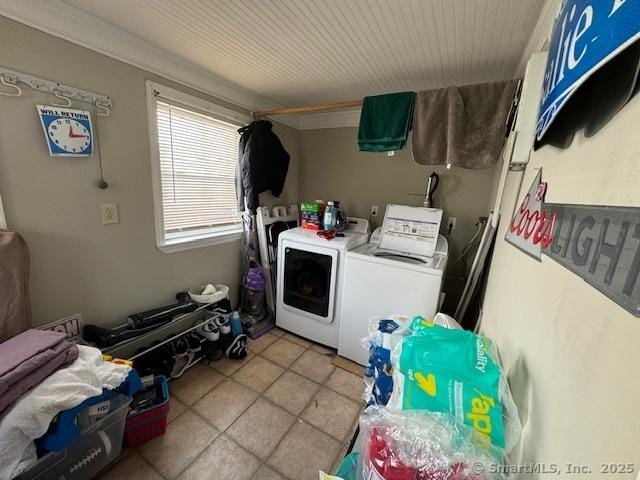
[236,120,290,212]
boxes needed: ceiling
[56,0,545,107]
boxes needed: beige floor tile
[325,368,364,402]
[261,338,305,367]
[264,370,320,415]
[99,452,162,480]
[302,389,360,441]
[290,349,336,383]
[282,332,312,348]
[139,410,217,479]
[168,396,187,423]
[209,352,253,376]
[252,464,286,480]
[270,327,286,337]
[269,421,341,480]
[331,356,365,377]
[178,434,260,480]
[227,398,295,459]
[310,343,336,355]
[247,332,279,353]
[193,378,258,430]
[233,355,284,393]
[170,363,225,405]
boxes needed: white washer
[338,234,448,365]
[276,219,369,347]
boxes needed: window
[146,82,250,252]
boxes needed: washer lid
[347,237,448,275]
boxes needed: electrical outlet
[371,205,379,217]
[101,203,119,225]
[447,216,457,230]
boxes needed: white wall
[0,16,300,327]
[481,93,640,478]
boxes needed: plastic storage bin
[124,375,170,448]
[15,390,131,480]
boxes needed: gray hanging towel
[411,80,519,169]
[358,91,416,152]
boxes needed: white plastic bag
[362,314,412,406]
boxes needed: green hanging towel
[357,91,416,152]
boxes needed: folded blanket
[0,329,79,416]
[411,80,518,169]
[358,91,416,152]
[0,345,131,479]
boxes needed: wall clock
[37,105,93,157]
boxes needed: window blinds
[156,101,241,234]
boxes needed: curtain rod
[252,99,362,118]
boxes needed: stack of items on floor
[132,309,247,381]
[84,285,248,378]
[329,314,521,480]
[81,287,227,349]
[0,282,256,479]
[0,329,132,479]
[0,329,78,417]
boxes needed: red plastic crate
[124,376,170,448]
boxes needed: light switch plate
[101,203,119,224]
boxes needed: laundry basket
[15,390,131,480]
[124,375,170,448]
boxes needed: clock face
[47,118,91,154]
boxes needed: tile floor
[99,328,364,480]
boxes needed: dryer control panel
[345,217,370,234]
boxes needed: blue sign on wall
[37,105,93,157]
[536,0,640,141]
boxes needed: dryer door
[279,240,338,324]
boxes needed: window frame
[145,81,250,253]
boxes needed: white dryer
[276,219,369,347]
[338,234,448,365]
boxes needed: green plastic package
[334,452,358,480]
[391,317,505,450]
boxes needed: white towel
[0,345,131,479]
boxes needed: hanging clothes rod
[252,99,362,118]
[0,66,112,115]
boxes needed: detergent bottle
[230,311,243,337]
[323,201,337,230]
